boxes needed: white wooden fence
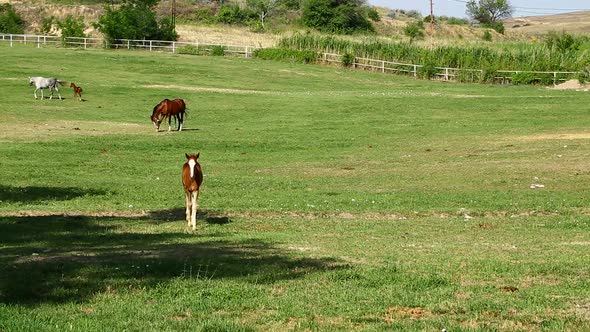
[0,33,258,57]
[1,33,581,85]
[320,52,581,85]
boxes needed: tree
[301,0,374,34]
[247,0,279,30]
[466,0,513,26]
[0,3,25,34]
[94,0,177,44]
[56,15,86,42]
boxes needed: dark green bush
[341,52,355,67]
[211,45,225,56]
[0,3,25,34]
[301,0,374,34]
[216,4,245,24]
[482,30,492,42]
[419,60,438,79]
[94,1,177,45]
[511,72,553,85]
[253,47,318,64]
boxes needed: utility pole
[430,0,434,32]
[171,0,176,33]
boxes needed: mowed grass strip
[0,44,589,331]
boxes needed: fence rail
[1,33,582,85]
[320,52,581,85]
[0,33,258,57]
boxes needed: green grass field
[1,44,590,331]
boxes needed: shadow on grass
[0,213,343,305]
[148,208,233,225]
[0,185,108,204]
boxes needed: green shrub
[211,45,225,56]
[253,47,318,64]
[56,15,86,44]
[577,66,590,84]
[545,31,585,52]
[194,7,216,23]
[178,44,207,55]
[446,17,468,25]
[216,4,245,24]
[403,21,424,42]
[511,72,553,85]
[0,3,25,34]
[419,59,438,79]
[482,30,492,41]
[38,16,56,35]
[483,21,504,34]
[341,52,355,67]
[405,10,421,18]
[366,7,380,22]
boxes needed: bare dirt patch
[143,84,273,95]
[550,79,590,91]
[517,132,590,141]
[384,306,433,323]
[0,120,146,141]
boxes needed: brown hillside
[505,11,590,35]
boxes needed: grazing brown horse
[70,82,83,101]
[182,153,203,230]
[150,98,186,132]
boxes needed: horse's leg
[34,87,39,99]
[168,115,172,132]
[191,190,198,230]
[178,113,183,131]
[185,190,192,226]
[55,86,62,100]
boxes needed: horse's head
[185,153,200,161]
[151,101,165,131]
[185,153,201,179]
[28,77,34,86]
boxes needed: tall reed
[278,34,590,72]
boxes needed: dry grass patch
[0,120,147,141]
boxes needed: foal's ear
[185,153,190,159]
[196,153,200,159]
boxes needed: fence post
[149,40,153,51]
[37,36,40,48]
[84,38,87,49]
[381,60,385,73]
[413,65,417,78]
[445,68,449,81]
[553,72,557,86]
[10,34,12,47]
[127,40,130,50]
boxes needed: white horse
[28,77,63,100]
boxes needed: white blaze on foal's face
[188,159,196,178]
